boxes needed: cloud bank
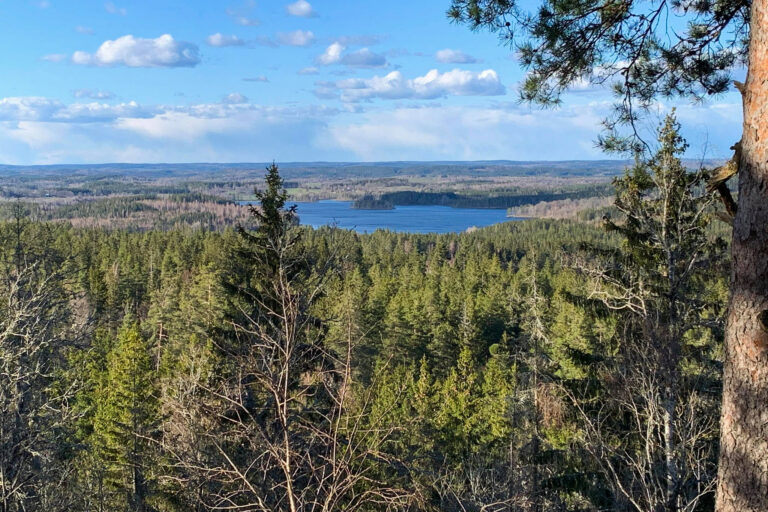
[316,43,387,67]
[0,95,742,164]
[0,97,152,123]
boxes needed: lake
[281,200,518,234]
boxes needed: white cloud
[104,1,126,15]
[222,93,249,104]
[42,53,68,62]
[75,25,95,35]
[298,67,319,75]
[330,68,506,102]
[276,30,315,47]
[226,3,260,26]
[226,8,260,26]
[243,76,269,82]
[72,35,200,68]
[0,97,62,121]
[206,33,245,47]
[36,1,51,9]
[248,31,316,48]
[73,89,115,100]
[341,48,387,67]
[115,112,237,141]
[286,0,316,17]
[317,42,344,65]
[316,43,387,67]
[436,49,478,64]
[55,102,152,122]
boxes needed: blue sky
[0,0,743,164]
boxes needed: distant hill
[0,159,723,180]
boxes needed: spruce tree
[185,164,410,511]
[91,320,159,512]
[573,113,725,510]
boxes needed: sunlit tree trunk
[717,1,768,509]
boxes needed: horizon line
[0,157,728,168]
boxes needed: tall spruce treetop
[448,1,768,510]
[252,163,296,240]
[230,163,306,323]
[239,163,299,279]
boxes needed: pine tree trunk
[716,0,768,509]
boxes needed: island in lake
[351,194,395,210]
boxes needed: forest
[0,115,734,511]
[351,185,612,210]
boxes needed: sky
[0,0,744,164]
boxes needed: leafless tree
[0,212,78,512]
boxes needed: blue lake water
[282,200,517,234]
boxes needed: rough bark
[716,0,768,509]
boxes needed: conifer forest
[2,0,767,509]
[0,116,741,511]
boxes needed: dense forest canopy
[0,117,735,511]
